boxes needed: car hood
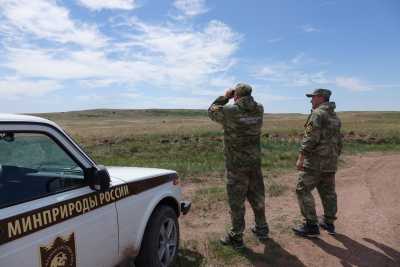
[106,166,176,183]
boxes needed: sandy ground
[179,153,400,267]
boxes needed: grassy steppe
[36,109,400,180]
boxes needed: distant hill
[31,108,309,119]
[31,109,209,120]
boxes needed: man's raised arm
[208,89,234,124]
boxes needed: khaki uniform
[297,101,343,224]
[208,94,268,237]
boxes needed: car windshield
[0,132,85,208]
[0,132,80,173]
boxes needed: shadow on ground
[311,234,400,267]
[239,238,306,267]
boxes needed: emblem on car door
[40,233,76,267]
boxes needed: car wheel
[136,205,179,267]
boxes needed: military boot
[292,222,320,238]
[319,219,335,235]
[251,225,269,242]
[220,233,244,249]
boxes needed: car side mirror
[88,165,110,191]
[0,132,14,142]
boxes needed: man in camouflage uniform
[293,88,343,237]
[208,83,269,249]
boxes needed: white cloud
[3,47,165,83]
[208,76,236,89]
[291,53,305,64]
[79,79,120,88]
[156,96,211,108]
[335,77,373,91]
[301,24,320,33]
[257,93,295,102]
[0,77,61,99]
[253,53,332,87]
[121,19,240,89]
[4,48,104,79]
[0,0,239,103]
[76,94,110,102]
[2,17,239,92]
[254,55,385,94]
[78,0,136,11]
[254,64,330,87]
[173,0,208,18]
[0,0,107,48]
[267,37,283,43]
[256,60,388,94]
[120,91,141,99]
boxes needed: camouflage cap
[306,88,331,98]
[234,83,252,97]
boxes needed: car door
[0,131,119,267]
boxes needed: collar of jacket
[314,101,336,112]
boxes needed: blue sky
[0,0,399,114]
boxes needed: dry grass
[35,109,400,144]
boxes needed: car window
[0,132,85,208]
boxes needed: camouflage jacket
[300,102,343,172]
[208,95,264,170]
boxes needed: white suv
[0,114,191,267]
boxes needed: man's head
[233,83,252,101]
[306,88,331,109]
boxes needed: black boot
[319,220,335,235]
[292,222,320,238]
[220,233,244,249]
[251,225,269,241]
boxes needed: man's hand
[225,89,235,99]
[296,153,304,171]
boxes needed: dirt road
[179,153,400,266]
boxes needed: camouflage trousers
[296,169,337,225]
[226,167,268,238]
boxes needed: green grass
[175,243,205,267]
[261,140,299,171]
[343,142,400,154]
[84,133,226,179]
[266,178,289,197]
[82,129,400,181]
[205,236,306,267]
[194,186,227,203]
[207,238,248,265]
[84,133,302,180]
[29,109,400,181]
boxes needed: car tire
[135,205,179,267]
